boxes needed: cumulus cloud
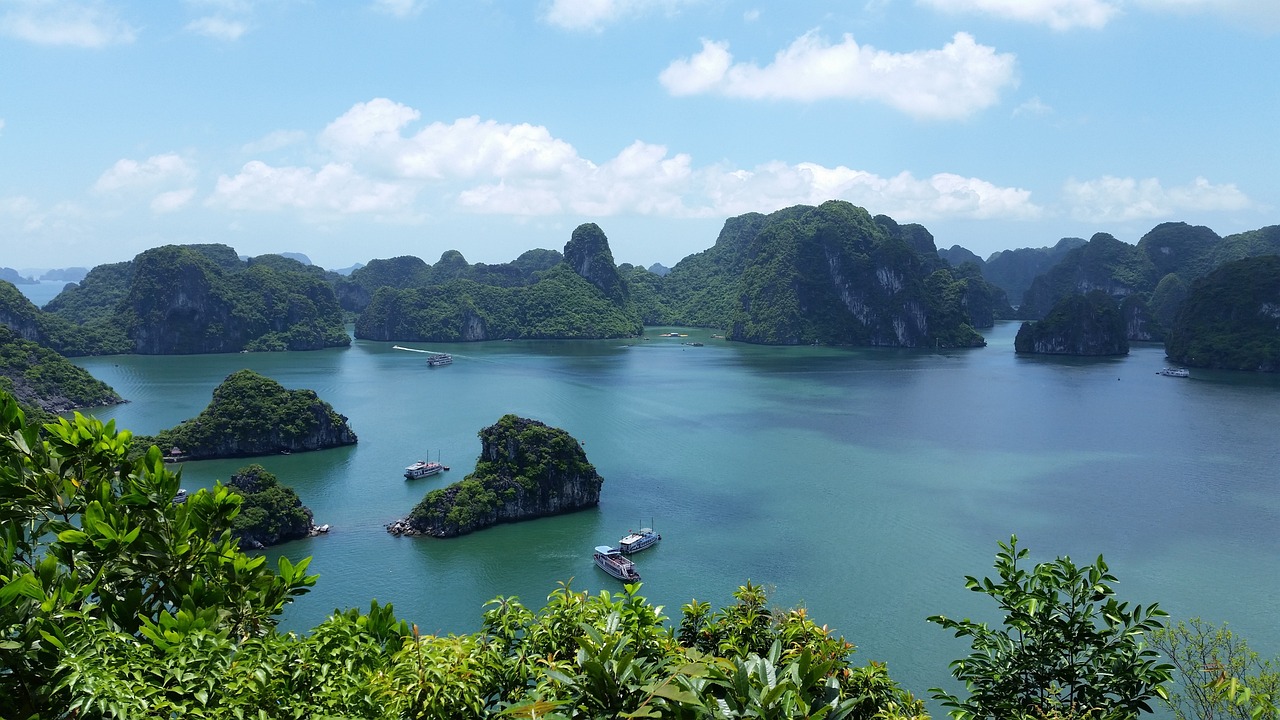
[151,188,197,213]
[0,0,137,47]
[1062,176,1252,222]
[94,154,195,193]
[543,0,698,31]
[223,98,1043,226]
[210,161,417,214]
[186,16,248,40]
[658,31,1018,120]
[918,0,1118,30]
[320,99,580,181]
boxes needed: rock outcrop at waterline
[1014,290,1129,356]
[389,414,601,538]
[146,369,357,460]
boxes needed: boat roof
[594,545,617,554]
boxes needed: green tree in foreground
[0,389,923,719]
[928,536,1173,720]
[1151,618,1279,720]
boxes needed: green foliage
[149,369,357,459]
[356,264,643,342]
[227,464,315,548]
[978,237,1088,311]
[1014,291,1129,356]
[1164,255,1280,371]
[0,393,317,716]
[1020,234,1161,320]
[38,244,349,355]
[1151,618,1279,720]
[407,414,600,536]
[0,324,122,421]
[928,536,1172,720]
[1150,273,1189,331]
[723,201,984,347]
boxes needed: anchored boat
[593,545,641,582]
[618,527,660,555]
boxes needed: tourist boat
[618,527,660,555]
[1158,367,1190,378]
[593,545,641,582]
[426,353,452,367]
[404,459,446,479]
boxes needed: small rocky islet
[387,414,601,539]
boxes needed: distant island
[1164,255,1280,372]
[144,369,357,461]
[5,205,1278,368]
[1014,291,1129,356]
[389,414,601,538]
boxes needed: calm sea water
[67,322,1280,705]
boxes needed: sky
[2,0,1277,272]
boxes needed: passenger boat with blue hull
[593,546,641,582]
[618,527,660,555]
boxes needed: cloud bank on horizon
[0,0,1274,270]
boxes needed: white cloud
[94,154,195,193]
[695,163,1042,221]
[151,188,197,213]
[743,9,760,22]
[0,119,5,134]
[542,0,698,31]
[1062,176,1253,222]
[211,161,417,214]
[225,99,1044,226]
[1013,96,1053,117]
[918,0,1119,30]
[320,99,581,181]
[659,31,1018,120]
[0,0,137,47]
[186,16,248,40]
[371,0,423,17]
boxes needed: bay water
[69,322,1280,704]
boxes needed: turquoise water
[70,323,1280,703]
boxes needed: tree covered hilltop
[142,369,357,460]
[392,414,602,538]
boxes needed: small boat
[426,353,452,367]
[173,488,189,505]
[618,527,660,555]
[1158,367,1190,378]
[593,545,641,582]
[404,460,445,479]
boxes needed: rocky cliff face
[1014,291,1129,356]
[396,415,602,538]
[563,223,629,305]
[151,370,357,460]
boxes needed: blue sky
[2,0,1277,272]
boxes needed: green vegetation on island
[355,227,644,343]
[36,244,350,355]
[1014,290,1129,356]
[2,392,1277,718]
[227,464,319,549]
[1164,255,1280,372]
[0,324,123,423]
[399,414,602,537]
[147,369,357,460]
